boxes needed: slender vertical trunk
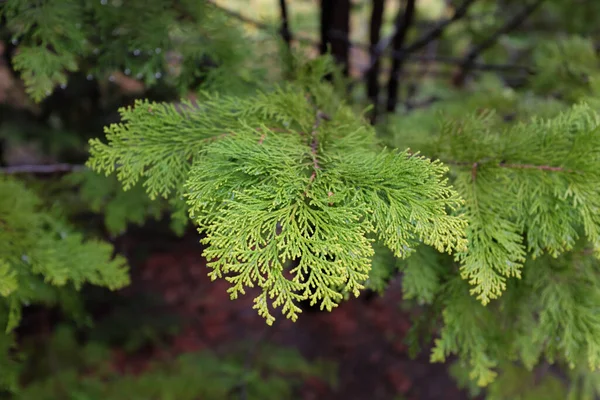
[279,0,294,76]
[386,0,416,112]
[330,0,351,77]
[367,0,385,123]
[320,0,334,56]
[320,0,351,79]
[279,0,292,48]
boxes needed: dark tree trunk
[320,0,351,79]
[279,0,292,48]
[386,0,416,112]
[367,0,385,123]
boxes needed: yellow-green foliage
[88,60,468,324]
[381,36,600,395]
[7,0,600,395]
[392,103,600,387]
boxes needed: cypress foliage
[383,35,600,395]
[3,0,600,398]
[87,60,468,324]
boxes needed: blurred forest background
[2,0,600,399]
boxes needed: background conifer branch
[0,164,86,175]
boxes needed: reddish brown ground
[112,231,472,400]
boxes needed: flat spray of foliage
[382,36,600,394]
[88,59,468,324]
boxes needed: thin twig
[454,0,545,85]
[402,0,476,56]
[386,0,417,112]
[206,0,270,30]
[0,163,86,174]
[471,162,479,181]
[363,0,475,81]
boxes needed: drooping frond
[88,81,467,324]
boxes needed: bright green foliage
[389,103,600,388]
[88,68,468,324]
[379,34,600,395]
[392,102,600,305]
[6,0,600,397]
[438,245,600,395]
[16,325,336,400]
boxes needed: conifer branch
[89,84,468,325]
[0,164,86,175]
